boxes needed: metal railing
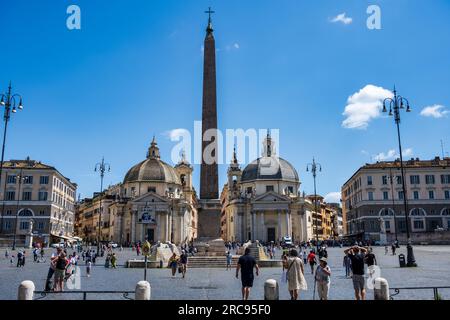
[33,290,135,300]
[390,286,450,300]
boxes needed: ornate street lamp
[307,158,322,247]
[382,86,417,267]
[0,82,24,234]
[94,157,110,253]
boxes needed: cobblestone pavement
[1,245,450,300]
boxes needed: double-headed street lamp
[307,158,322,247]
[0,83,24,234]
[94,157,110,253]
[382,87,417,267]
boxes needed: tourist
[179,250,188,278]
[136,244,141,256]
[104,254,110,268]
[111,253,117,268]
[283,249,307,300]
[315,257,331,300]
[236,248,259,301]
[307,250,317,274]
[302,249,307,265]
[40,247,45,259]
[344,246,368,300]
[385,245,389,255]
[343,253,352,278]
[226,251,233,270]
[86,259,92,277]
[5,249,9,260]
[391,242,396,255]
[365,248,377,267]
[168,253,178,277]
[17,250,24,268]
[53,252,69,292]
[33,248,38,262]
[81,251,85,261]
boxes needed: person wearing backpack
[53,252,69,292]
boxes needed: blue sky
[1,0,449,201]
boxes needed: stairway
[186,255,239,268]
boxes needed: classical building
[0,158,77,246]
[341,156,450,243]
[75,139,198,245]
[220,132,313,243]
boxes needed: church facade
[220,132,313,243]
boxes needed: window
[425,175,435,184]
[383,191,389,200]
[4,221,12,230]
[37,222,44,230]
[147,187,156,193]
[6,191,15,201]
[367,176,373,185]
[441,175,450,184]
[410,175,420,185]
[445,191,450,200]
[413,220,424,229]
[429,190,434,199]
[385,221,391,230]
[20,221,29,230]
[396,176,403,185]
[38,191,48,201]
[398,191,404,200]
[287,186,294,194]
[382,176,388,185]
[398,220,406,232]
[246,187,252,194]
[39,210,45,216]
[266,185,274,192]
[22,191,32,201]
[40,176,49,184]
[7,175,16,184]
[368,192,374,201]
[23,176,33,184]
[6,210,12,215]
[413,191,419,200]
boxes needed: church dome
[123,137,181,185]
[241,156,299,183]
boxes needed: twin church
[77,12,314,245]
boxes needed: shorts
[241,277,254,288]
[352,274,365,292]
[54,269,65,281]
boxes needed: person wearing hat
[315,257,331,300]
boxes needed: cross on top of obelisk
[205,7,215,32]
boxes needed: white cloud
[342,85,393,129]
[324,192,341,204]
[420,104,449,118]
[233,43,240,49]
[163,128,189,140]
[331,13,353,25]
[373,148,413,161]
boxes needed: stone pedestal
[195,238,226,256]
[25,234,33,249]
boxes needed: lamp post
[382,87,417,267]
[388,167,399,243]
[306,158,322,247]
[12,169,26,250]
[94,157,110,253]
[0,82,24,234]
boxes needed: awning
[50,234,78,242]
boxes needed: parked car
[109,242,118,248]
[51,242,65,248]
[281,236,293,248]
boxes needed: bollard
[135,280,151,300]
[264,279,279,300]
[374,277,389,300]
[18,280,35,300]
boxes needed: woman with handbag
[283,249,307,300]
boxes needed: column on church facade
[277,210,281,241]
[165,211,170,242]
[131,211,137,243]
[251,211,255,241]
[180,209,185,244]
[259,211,265,242]
[285,210,290,238]
[156,213,161,241]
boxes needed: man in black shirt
[236,248,259,300]
[344,246,368,300]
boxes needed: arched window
[18,209,33,216]
[441,208,450,216]
[409,208,426,216]
[379,208,394,216]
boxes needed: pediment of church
[131,192,168,204]
[253,191,290,203]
